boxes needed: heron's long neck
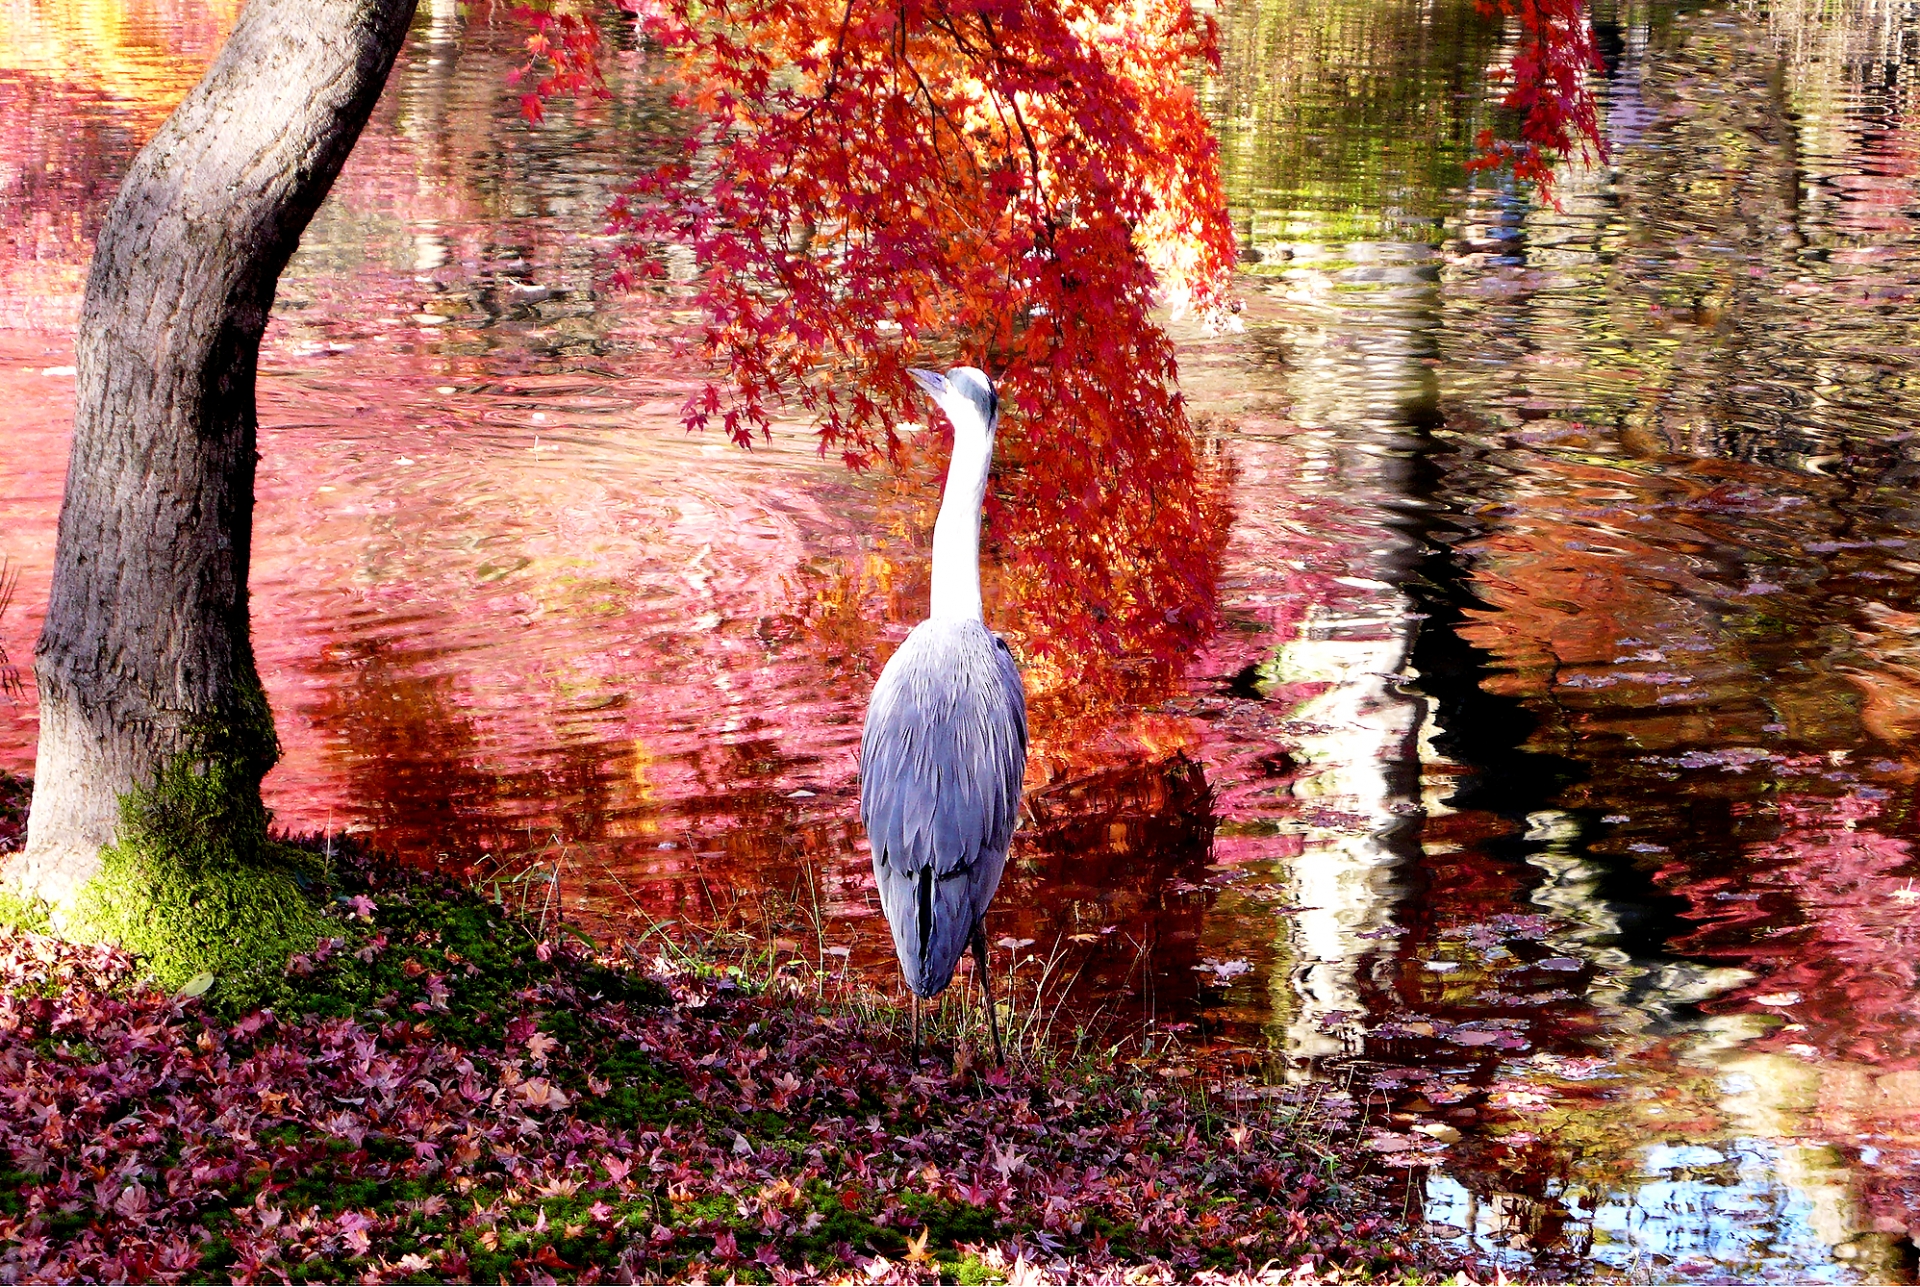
[929,430,992,621]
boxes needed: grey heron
[860,365,1028,1065]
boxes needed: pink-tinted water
[8,0,1920,1279]
[0,0,1265,1017]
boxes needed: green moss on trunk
[69,738,323,998]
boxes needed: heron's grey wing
[967,633,1026,910]
[861,625,1026,879]
[860,622,1027,995]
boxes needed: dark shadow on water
[1395,397,1698,962]
[1006,754,1218,1030]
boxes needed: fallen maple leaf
[519,1078,569,1110]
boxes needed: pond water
[3,0,1920,1279]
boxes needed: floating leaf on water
[1755,992,1801,1006]
[1195,957,1251,983]
[1414,1122,1462,1144]
[475,556,532,583]
[1528,1054,1609,1080]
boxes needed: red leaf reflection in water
[0,347,71,768]
[1674,791,1920,1069]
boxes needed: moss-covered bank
[2,682,324,997]
[0,845,1473,1285]
[52,691,326,996]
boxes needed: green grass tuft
[0,886,51,934]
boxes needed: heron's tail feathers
[888,861,979,997]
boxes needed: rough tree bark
[5,0,419,960]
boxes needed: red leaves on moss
[0,901,1433,1284]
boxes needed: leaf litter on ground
[0,850,1488,1285]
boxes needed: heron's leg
[910,994,921,1064]
[970,922,1005,1067]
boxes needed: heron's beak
[907,368,948,399]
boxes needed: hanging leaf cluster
[1467,0,1608,205]
[521,0,1239,688]
[508,3,610,122]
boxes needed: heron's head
[908,366,999,447]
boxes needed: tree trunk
[7,0,418,934]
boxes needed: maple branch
[765,0,862,227]
[895,14,977,190]
[976,12,1057,247]
[791,0,860,134]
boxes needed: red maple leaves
[1467,0,1608,205]
[610,0,1236,454]
[522,0,1237,688]
[509,0,1606,687]
[507,3,609,123]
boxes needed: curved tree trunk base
[8,684,324,994]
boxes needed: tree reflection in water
[1276,1,1920,1277]
[1178,0,1920,1275]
